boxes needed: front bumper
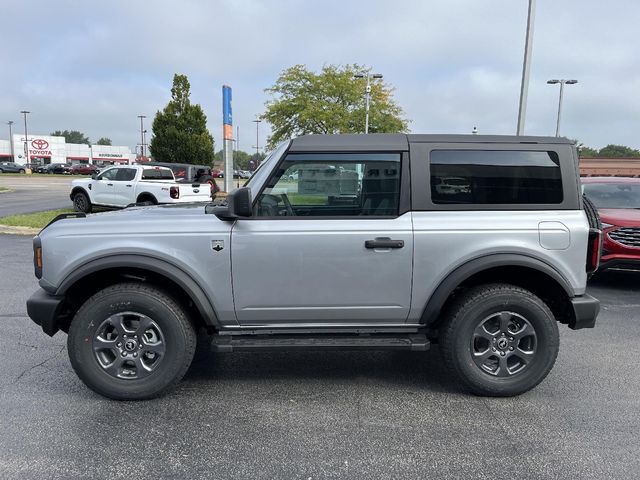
[26,288,66,336]
[569,294,600,330]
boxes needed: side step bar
[211,334,430,352]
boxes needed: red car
[70,163,99,175]
[582,177,640,272]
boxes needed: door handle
[365,237,404,249]
[107,183,113,186]
[126,184,132,187]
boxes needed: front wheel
[19,169,25,174]
[73,191,92,213]
[68,283,196,400]
[439,283,559,397]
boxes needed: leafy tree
[263,64,409,149]
[96,137,112,146]
[51,130,90,145]
[573,140,598,157]
[149,74,215,164]
[597,144,640,158]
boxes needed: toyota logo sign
[31,139,49,150]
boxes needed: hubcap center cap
[497,338,509,350]
[124,339,138,351]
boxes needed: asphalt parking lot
[1,233,639,479]
[0,175,72,216]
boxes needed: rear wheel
[73,191,92,213]
[68,283,196,400]
[439,283,559,397]
[19,169,25,174]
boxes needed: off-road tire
[68,283,196,400]
[582,194,601,230]
[72,191,92,213]
[439,283,559,397]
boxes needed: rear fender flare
[420,253,575,326]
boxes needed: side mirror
[211,187,252,221]
[91,174,97,180]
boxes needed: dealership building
[0,134,136,166]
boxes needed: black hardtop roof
[289,133,573,151]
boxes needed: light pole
[142,129,148,158]
[7,121,14,161]
[547,79,578,137]
[252,118,262,155]
[137,115,146,158]
[20,111,30,163]
[354,72,383,134]
[516,0,536,135]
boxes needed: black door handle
[126,184,132,187]
[107,183,113,186]
[365,237,404,249]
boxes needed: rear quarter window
[430,150,563,205]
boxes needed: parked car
[0,161,26,173]
[582,177,640,272]
[212,169,224,178]
[70,163,99,175]
[69,165,213,212]
[146,162,220,194]
[44,163,72,174]
[27,134,600,400]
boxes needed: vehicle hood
[41,202,223,237]
[598,208,640,228]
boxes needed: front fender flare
[56,254,219,327]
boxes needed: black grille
[609,228,640,248]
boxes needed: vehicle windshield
[244,140,290,190]
[583,182,640,209]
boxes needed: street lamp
[20,111,30,163]
[516,0,536,135]
[252,118,262,155]
[137,115,146,158]
[7,121,14,161]
[547,79,578,136]
[354,72,383,134]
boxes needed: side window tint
[116,168,136,181]
[255,153,401,217]
[430,150,563,204]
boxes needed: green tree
[96,137,112,146]
[597,144,640,157]
[263,64,409,149]
[149,74,215,164]
[51,130,90,145]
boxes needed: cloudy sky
[1,0,638,152]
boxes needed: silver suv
[26,134,601,400]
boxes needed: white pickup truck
[69,165,213,213]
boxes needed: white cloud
[0,0,638,150]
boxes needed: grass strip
[0,208,75,229]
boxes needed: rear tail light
[586,228,602,274]
[33,236,42,279]
[170,186,179,199]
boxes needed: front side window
[255,153,401,217]
[97,168,119,181]
[430,150,563,205]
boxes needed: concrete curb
[0,225,40,236]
